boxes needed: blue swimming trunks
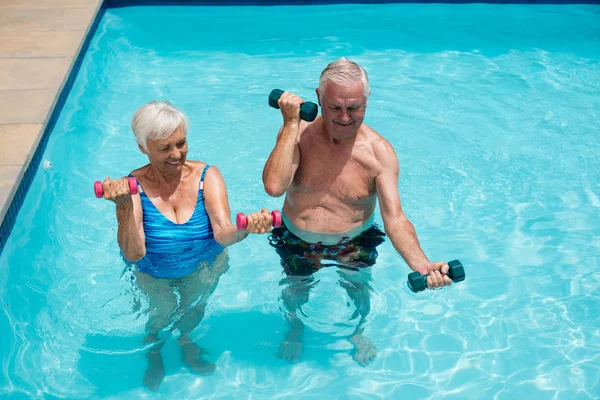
[130,165,224,279]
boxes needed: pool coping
[0,0,105,254]
[0,0,598,255]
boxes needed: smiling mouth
[166,160,181,166]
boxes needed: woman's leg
[135,271,178,391]
[173,251,230,374]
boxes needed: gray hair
[318,58,371,100]
[131,100,189,151]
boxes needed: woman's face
[141,125,188,175]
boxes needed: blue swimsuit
[131,165,224,279]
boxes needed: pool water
[1,4,599,399]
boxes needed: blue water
[1,4,599,399]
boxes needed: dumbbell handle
[407,260,465,293]
[94,177,138,198]
[269,89,318,122]
[236,210,282,231]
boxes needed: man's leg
[334,225,385,366]
[337,268,378,367]
[269,224,321,362]
[277,273,317,362]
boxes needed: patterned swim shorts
[268,221,386,276]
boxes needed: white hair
[318,58,371,100]
[131,100,189,151]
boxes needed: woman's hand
[244,208,275,234]
[102,176,135,207]
[418,261,453,289]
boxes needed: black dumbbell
[407,260,465,293]
[269,89,318,122]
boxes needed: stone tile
[0,58,71,90]
[0,7,98,32]
[1,0,100,8]
[0,89,57,124]
[0,165,22,222]
[0,31,84,58]
[0,124,42,166]
[0,0,101,227]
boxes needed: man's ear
[315,88,321,107]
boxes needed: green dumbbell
[269,89,318,122]
[407,260,465,293]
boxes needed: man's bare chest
[292,155,375,205]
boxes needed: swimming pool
[1,2,599,398]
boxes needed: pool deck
[0,0,102,226]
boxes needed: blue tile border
[0,0,598,255]
[105,0,600,5]
[0,6,107,255]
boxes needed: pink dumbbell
[236,210,282,231]
[94,177,138,199]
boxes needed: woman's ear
[138,143,147,154]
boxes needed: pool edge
[0,3,107,254]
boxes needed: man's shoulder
[360,124,395,154]
[357,125,398,178]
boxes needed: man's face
[140,125,188,174]
[317,80,367,139]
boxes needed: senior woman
[100,100,273,391]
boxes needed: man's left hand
[419,261,453,289]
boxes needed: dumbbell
[236,210,282,231]
[407,260,465,293]
[269,89,318,122]
[94,177,138,198]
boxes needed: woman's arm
[103,176,146,261]
[203,166,272,247]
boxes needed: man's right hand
[278,91,304,126]
[102,176,134,207]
